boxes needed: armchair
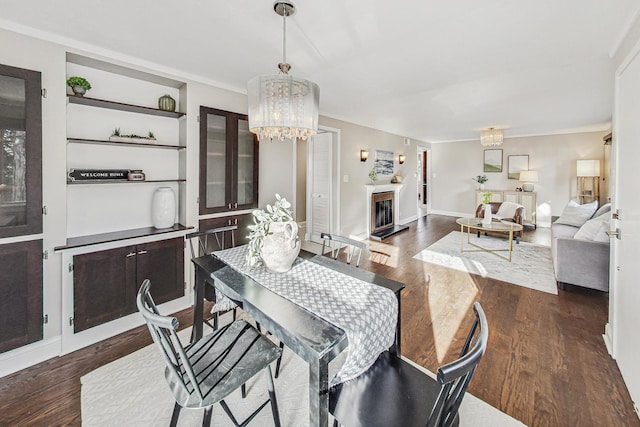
[475,202,524,237]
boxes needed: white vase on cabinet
[151,187,176,229]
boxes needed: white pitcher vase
[261,221,301,273]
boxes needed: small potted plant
[247,194,300,272]
[66,76,92,96]
[369,167,378,184]
[472,175,488,190]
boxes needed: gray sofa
[550,204,611,292]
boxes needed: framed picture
[484,149,503,172]
[508,155,529,179]
[374,150,394,175]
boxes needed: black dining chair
[320,232,366,267]
[186,225,239,334]
[137,279,282,427]
[329,301,488,427]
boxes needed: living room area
[2,1,640,426]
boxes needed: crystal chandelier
[480,128,504,146]
[248,1,320,142]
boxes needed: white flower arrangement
[247,194,295,268]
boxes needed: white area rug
[414,231,557,295]
[81,327,525,426]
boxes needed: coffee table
[455,217,524,262]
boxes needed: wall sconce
[398,154,406,164]
[360,149,369,162]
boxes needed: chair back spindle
[320,232,366,267]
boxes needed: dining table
[191,247,405,427]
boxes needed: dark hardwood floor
[0,214,637,426]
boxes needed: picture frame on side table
[484,149,503,172]
[508,155,529,179]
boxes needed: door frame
[416,145,431,217]
[306,125,341,243]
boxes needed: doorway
[305,127,340,245]
[417,146,430,217]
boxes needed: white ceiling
[1,0,638,142]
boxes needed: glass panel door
[0,64,42,238]
[236,118,255,207]
[205,113,227,209]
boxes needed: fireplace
[371,191,395,234]
[365,184,409,240]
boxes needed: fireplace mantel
[365,184,404,236]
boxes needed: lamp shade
[248,74,320,141]
[519,170,538,182]
[576,159,600,177]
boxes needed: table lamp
[519,170,538,192]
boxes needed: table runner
[213,245,398,385]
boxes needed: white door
[610,48,640,407]
[417,147,429,216]
[308,132,332,244]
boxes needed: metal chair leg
[275,341,285,378]
[241,383,247,399]
[202,406,213,426]
[267,365,281,427]
[170,402,181,427]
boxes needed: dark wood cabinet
[199,213,253,252]
[0,240,43,354]
[199,107,258,215]
[0,64,42,239]
[73,237,184,333]
[0,63,43,354]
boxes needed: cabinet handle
[228,219,232,226]
[234,202,238,208]
[126,252,136,257]
[138,250,148,255]
[228,203,232,209]
[234,218,238,225]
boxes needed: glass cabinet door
[0,64,42,238]
[202,111,228,211]
[199,107,258,215]
[236,118,257,209]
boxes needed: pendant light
[247,1,320,142]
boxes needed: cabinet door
[73,245,137,333]
[519,192,537,224]
[236,118,258,210]
[199,107,258,215]
[0,240,42,354]
[136,238,184,305]
[504,192,519,203]
[0,64,42,238]
[200,107,230,213]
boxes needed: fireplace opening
[369,189,409,241]
[371,191,395,234]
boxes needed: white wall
[429,132,607,225]
[319,116,421,237]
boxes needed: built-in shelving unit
[54,224,192,251]
[67,94,186,118]
[67,137,186,150]
[65,52,188,240]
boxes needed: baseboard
[603,322,614,356]
[0,337,61,379]
[428,209,471,218]
[399,215,418,225]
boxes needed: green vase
[158,94,176,112]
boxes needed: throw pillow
[555,200,598,227]
[593,202,612,219]
[495,202,524,220]
[574,212,610,241]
